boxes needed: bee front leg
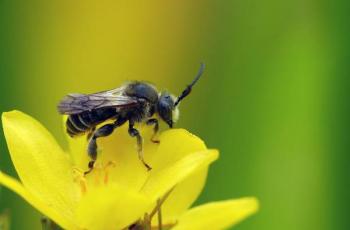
[146,118,160,144]
[128,122,152,171]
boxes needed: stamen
[131,188,176,230]
[81,161,117,186]
[103,161,116,185]
[93,162,103,186]
[149,187,175,219]
[157,198,162,230]
[72,167,88,194]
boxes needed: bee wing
[58,87,139,115]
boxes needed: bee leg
[128,122,152,171]
[85,123,117,175]
[146,118,160,144]
[86,126,96,140]
[85,119,127,175]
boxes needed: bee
[58,63,204,174]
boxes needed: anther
[72,167,88,194]
[104,161,116,185]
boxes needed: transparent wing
[57,87,139,115]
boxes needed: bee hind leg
[85,119,126,175]
[86,127,96,140]
[128,122,152,171]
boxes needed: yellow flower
[0,110,258,230]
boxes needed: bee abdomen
[66,114,91,137]
[66,109,118,137]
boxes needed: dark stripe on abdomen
[66,114,90,137]
[66,108,118,137]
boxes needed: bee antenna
[175,62,205,106]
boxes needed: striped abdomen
[66,108,118,137]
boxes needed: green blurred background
[0,0,349,229]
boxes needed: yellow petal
[67,123,214,221]
[149,129,207,170]
[155,167,208,224]
[0,172,77,229]
[141,149,218,198]
[67,122,155,191]
[172,197,259,230]
[71,126,214,218]
[141,149,218,225]
[144,130,215,223]
[2,111,80,222]
[76,185,153,230]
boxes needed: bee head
[157,63,204,128]
[157,92,179,128]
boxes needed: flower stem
[41,217,63,230]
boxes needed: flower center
[73,161,116,195]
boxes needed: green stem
[41,217,63,230]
